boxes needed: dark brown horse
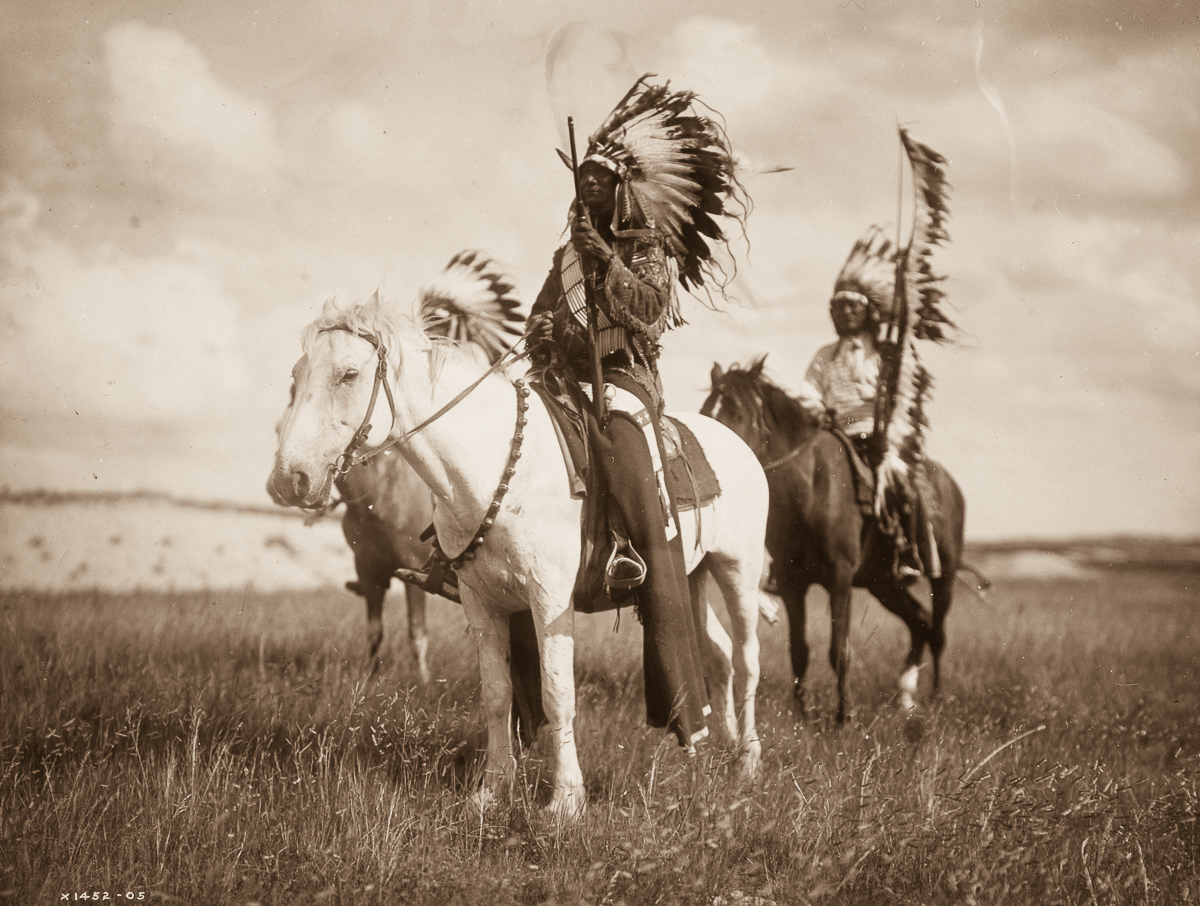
[702,357,970,722]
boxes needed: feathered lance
[567,115,607,423]
[871,127,953,535]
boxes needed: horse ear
[750,355,767,377]
[711,362,723,385]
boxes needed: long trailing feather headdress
[831,225,898,322]
[577,74,752,301]
[417,250,524,365]
[872,128,954,558]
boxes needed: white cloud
[658,16,847,114]
[104,21,281,176]
[320,98,395,183]
[0,181,251,420]
[1017,83,1187,200]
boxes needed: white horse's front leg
[536,605,586,820]
[693,569,738,747]
[729,592,762,780]
[460,592,515,808]
[708,554,762,780]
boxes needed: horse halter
[318,327,398,477]
[708,383,770,458]
[317,320,536,483]
[709,381,804,472]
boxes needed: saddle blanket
[531,379,721,512]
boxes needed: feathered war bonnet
[830,225,899,331]
[576,74,751,310]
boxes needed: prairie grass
[1,569,1197,904]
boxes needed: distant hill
[1,488,1196,593]
[967,536,1200,573]
[0,489,353,593]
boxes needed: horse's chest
[457,548,533,607]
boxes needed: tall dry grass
[1,569,1196,904]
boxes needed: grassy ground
[1,568,1197,904]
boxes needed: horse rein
[317,327,398,477]
[760,445,805,472]
[318,323,535,481]
[710,384,802,473]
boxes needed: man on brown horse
[796,227,925,583]
[527,75,750,749]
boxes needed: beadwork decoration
[434,378,529,571]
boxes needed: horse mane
[302,288,485,383]
[718,356,822,445]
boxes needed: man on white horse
[527,76,750,749]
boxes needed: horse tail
[757,591,781,626]
[955,560,993,597]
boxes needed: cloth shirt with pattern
[796,336,880,436]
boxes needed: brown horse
[702,357,970,722]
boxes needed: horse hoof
[468,785,506,815]
[544,787,586,822]
[736,742,762,782]
[898,665,920,711]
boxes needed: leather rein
[318,325,531,479]
[710,385,804,473]
[312,323,535,575]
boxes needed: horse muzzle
[269,463,333,509]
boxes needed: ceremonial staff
[567,115,607,423]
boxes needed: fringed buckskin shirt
[797,336,880,436]
[531,231,672,376]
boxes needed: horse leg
[534,604,585,820]
[929,574,955,696]
[780,575,813,717]
[705,550,762,780]
[405,585,431,685]
[346,573,387,677]
[865,575,933,711]
[828,563,855,724]
[458,592,516,809]
[691,566,738,749]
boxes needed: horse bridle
[313,323,536,572]
[318,327,398,477]
[318,323,533,480]
[710,382,803,473]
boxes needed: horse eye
[341,369,359,384]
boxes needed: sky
[1,0,1197,541]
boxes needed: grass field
[1,567,1197,904]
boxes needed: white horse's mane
[301,289,484,383]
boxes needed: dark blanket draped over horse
[703,359,968,722]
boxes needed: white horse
[267,252,524,683]
[270,290,770,819]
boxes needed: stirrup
[394,554,461,604]
[605,541,647,592]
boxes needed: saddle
[827,427,877,516]
[531,371,721,613]
[827,426,943,580]
[532,371,721,510]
